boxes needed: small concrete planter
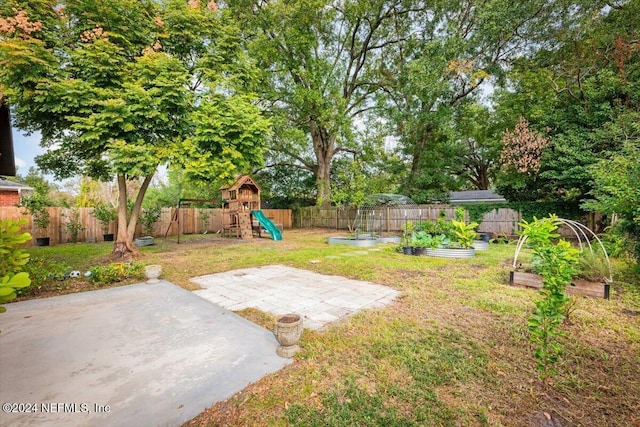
[472,240,489,251]
[144,264,162,284]
[274,313,303,358]
[425,248,476,258]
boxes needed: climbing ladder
[237,212,253,239]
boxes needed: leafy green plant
[0,219,32,313]
[520,215,579,381]
[409,230,429,247]
[450,220,479,249]
[63,209,85,243]
[92,203,118,234]
[21,193,50,237]
[575,249,611,282]
[20,255,72,295]
[89,262,143,286]
[199,209,211,234]
[140,207,162,236]
[433,214,453,237]
[415,220,436,234]
[402,220,414,247]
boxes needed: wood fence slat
[0,207,292,246]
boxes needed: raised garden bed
[509,271,610,299]
[327,235,401,247]
[425,248,475,258]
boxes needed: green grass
[15,229,640,426]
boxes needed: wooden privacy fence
[295,205,522,236]
[0,207,292,246]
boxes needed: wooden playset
[221,175,282,241]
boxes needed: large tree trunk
[310,119,336,207]
[112,173,154,258]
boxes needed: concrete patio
[191,265,400,330]
[0,265,399,426]
[0,281,290,427]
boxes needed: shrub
[0,219,32,313]
[89,262,143,286]
[63,209,84,243]
[520,215,579,381]
[20,193,50,236]
[140,207,161,236]
[92,203,117,233]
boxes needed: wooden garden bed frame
[509,271,610,299]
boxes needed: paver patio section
[0,281,290,427]
[191,265,400,330]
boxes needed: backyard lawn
[21,229,640,426]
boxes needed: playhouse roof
[220,175,261,192]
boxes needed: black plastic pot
[413,247,426,256]
[402,246,413,255]
[103,233,115,242]
[35,237,50,246]
[477,232,492,243]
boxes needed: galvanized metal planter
[425,248,475,258]
[472,240,489,250]
[327,236,378,247]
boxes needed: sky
[11,126,168,188]
[12,127,46,179]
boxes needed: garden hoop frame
[512,217,613,283]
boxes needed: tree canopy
[1,0,270,256]
[2,0,638,260]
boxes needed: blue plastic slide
[251,210,283,241]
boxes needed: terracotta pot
[274,313,303,358]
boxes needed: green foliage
[450,220,479,249]
[89,262,143,286]
[0,219,32,313]
[20,192,50,232]
[92,203,117,233]
[178,94,270,184]
[63,209,84,243]
[520,215,579,380]
[433,214,453,237]
[575,249,611,283]
[409,230,431,248]
[583,136,640,261]
[20,255,72,295]
[2,1,267,256]
[330,159,367,208]
[493,1,640,212]
[139,207,161,235]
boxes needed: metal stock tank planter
[274,313,303,358]
[327,236,378,247]
[134,236,155,247]
[425,247,476,258]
